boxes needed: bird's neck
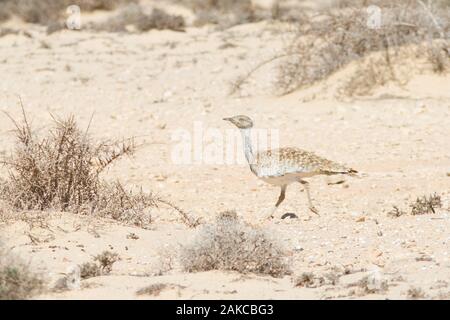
[240,128,254,164]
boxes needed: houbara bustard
[223,115,357,219]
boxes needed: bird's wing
[253,147,357,178]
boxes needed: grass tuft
[388,193,442,217]
[79,250,119,279]
[0,248,44,300]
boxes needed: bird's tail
[347,169,368,178]
[347,168,358,177]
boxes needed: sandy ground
[1,1,450,300]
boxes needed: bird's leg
[265,185,286,220]
[299,180,319,215]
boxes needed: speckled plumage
[223,115,358,218]
[251,147,357,180]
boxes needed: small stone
[281,213,298,219]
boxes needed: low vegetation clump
[285,0,449,95]
[136,283,168,296]
[0,104,198,228]
[79,250,119,279]
[0,248,44,300]
[92,5,185,32]
[79,262,101,280]
[0,0,137,25]
[0,8,9,23]
[388,193,442,217]
[410,193,442,215]
[178,0,261,28]
[0,1,185,33]
[0,108,157,227]
[293,271,340,288]
[135,283,185,296]
[387,205,407,218]
[293,272,316,288]
[407,286,426,299]
[180,210,291,278]
[354,275,389,295]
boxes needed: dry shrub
[78,0,136,11]
[94,182,156,227]
[388,193,442,217]
[0,8,9,23]
[292,265,354,289]
[0,104,198,228]
[136,283,168,296]
[93,5,185,32]
[0,248,44,300]
[234,0,449,96]
[94,250,119,273]
[355,275,389,295]
[178,0,260,27]
[340,52,408,97]
[410,193,442,215]
[407,286,426,299]
[293,271,340,288]
[0,27,18,37]
[288,1,450,96]
[0,107,157,227]
[179,0,308,26]
[293,272,315,288]
[135,283,186,296]
[0,0,137,25]
[387,205,407,218]
[2,0,65,25]
[0,112,132,210]
[79,262,101,280]
[346,272,389,296]
[180,211,290,277]
[136,8,185,32]
[278,0,449,95]
[79,251,119,279]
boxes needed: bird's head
[223,115,254,129]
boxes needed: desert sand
[0,0,449,300]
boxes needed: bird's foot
[264,206,277,220]
[309,206,320,215]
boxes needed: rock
[281,213,298,219]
